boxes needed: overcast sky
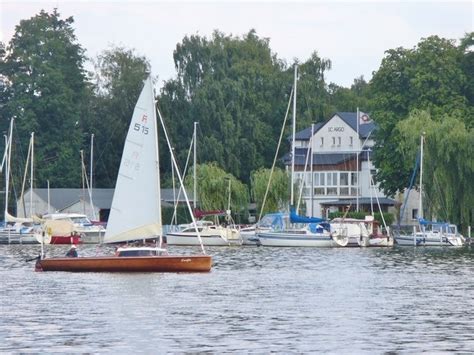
[1,1,472,89]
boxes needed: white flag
[359,111,372,125]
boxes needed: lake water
[1,244,473,353]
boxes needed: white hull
[256,231,337,247]
[0,230,38,244]
[166,233,238,246]
[166,227,242,246]
[395,234,464,247]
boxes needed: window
[327,187,338,195]
[349,137,353,146]
[412,209,418,220]
[340,187,349,195]
[338,137,341,146]
[351,172,358,185]
[332,137,336,146]
[327,172,333,185]
[315,172,325,186]
[340,173,349,186]
[315,187,325,195]
[320,137,324,147]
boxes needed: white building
[286,112,418,226]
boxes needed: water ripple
[0,244,473,353]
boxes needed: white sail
[104,77,162,244]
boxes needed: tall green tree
[251,167,289,217]
[0,9,90,187]
[184,162,249,213]
[370,35,471,196]
[86,46,151,187]
[159,30,292,183]
[396,110,473,229]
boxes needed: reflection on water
[1,244,473,352]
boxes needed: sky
[0,1,472,89]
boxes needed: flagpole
[356,107,360,212]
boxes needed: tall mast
[310,123,314,216]
[290,64,297,206]
[30,132,34,217]
[4,119,14,222]
[419,133,424,220]
[151,79,162,244]
[80,150,86,215]
[90,133,95,220]
[193,121,198,209]
[356,107,360,212]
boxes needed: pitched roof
[292,112,376,141]
[294,122,325,140]
[334,112,376,138]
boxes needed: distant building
[285,112,418,226]
[17,188,195,221]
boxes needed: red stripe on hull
[50,235,82,245]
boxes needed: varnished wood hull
[37,255,212,272]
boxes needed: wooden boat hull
[36,255,212,272]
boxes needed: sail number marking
[134,123,149,135]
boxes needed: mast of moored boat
[156,107,206,253]
[4,119,14,224]
[419,133,424,220]
[30,133,34,218]
[193,121,198,210]
[290,64,297,207]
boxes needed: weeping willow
[397,110,474,231]
[251,167,289,216]
[185,162,249,213]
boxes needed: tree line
[0,9,472,229]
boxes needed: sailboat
[36,76,212,272]
[394,134,464,247]
[255,65,338,247]
[166,122,242,246]
[0,121,38,244]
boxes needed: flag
[359,111,372,125]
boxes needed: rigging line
[398,152,419,230]
[171,134,194,225]
[156,104,206,254]
[296,142,311,214]
[369,172,388,230]
[19,136,32,218]
[258,86,294,223]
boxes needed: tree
[370,35,471,196]
[0,9,90,187]
[251,167,289,217]
[86,46,151,187]
[396,110,474,230]
[185,162,249,214]
[159,30,292,183]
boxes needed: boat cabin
[116,247,168,257]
